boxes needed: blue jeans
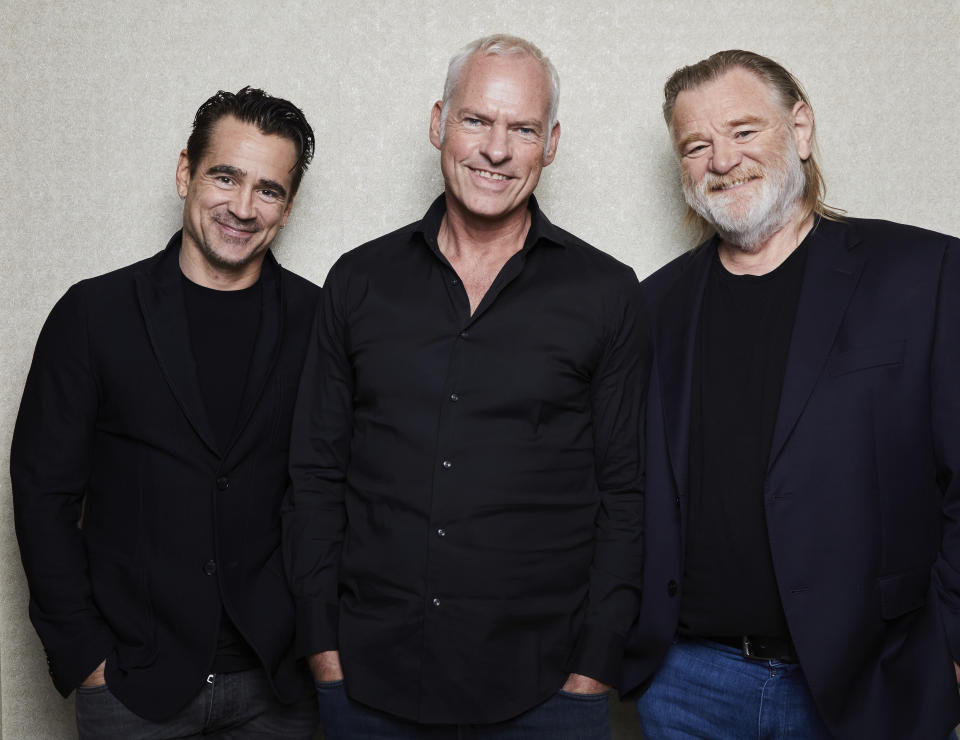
[315,680,610,739]
[636,637,831,740]
[76,668,319,739]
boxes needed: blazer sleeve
[10,284,117,696]
[566,275,652,686]
[281,260,353,658]
[931,236,960,662]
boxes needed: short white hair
[439,34,560,157]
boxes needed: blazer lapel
[768,219,866,470]
[136,233,220,455]
[657,241,715,502]
[226,252,284,452]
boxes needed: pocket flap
[879,567,929,620]
[828,340,905,377]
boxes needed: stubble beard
[198,210,269,272]
[681,133,806,253]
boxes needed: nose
[228,187,257,221]
[710,137,741,174]
[480,123,510,164]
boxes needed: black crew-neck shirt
[680,238,808,638]
[181,273,262,673]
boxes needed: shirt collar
[414,193,571,255]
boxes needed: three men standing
[12,38,960,740]
[12,88,320,737]
[626,50,960,739]
[283,35,649,738]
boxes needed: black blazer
[624,217,960,739]
[11,233,320,721]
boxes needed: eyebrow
[205,164,289,199]
[675,115,769,151]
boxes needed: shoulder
[55,252,161,315]
[640,243,707,302]
[328,221,423,279]
[542,223,640,288]
[819,216,959,251]
[323,220,430,297]
[278,265,320,300]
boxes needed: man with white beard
[621,50,960,740]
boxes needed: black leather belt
[707,634,798,663]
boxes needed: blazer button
[204,560,217,576]
[216,477,229,491]
[667,579,678,597]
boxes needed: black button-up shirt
[283,195,650,723]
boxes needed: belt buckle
[741,636,755,659]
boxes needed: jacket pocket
[828,340,905,377]
[878,567,929,620]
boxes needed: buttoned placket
[418,237,534,709]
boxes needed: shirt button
[449,393,459,402]
[437,528,446,537]
[459,330,469,338]
[451,278,459,286]
[216,476,229,491]
[204,560,217,576]
[441,460,452,470]
[432,597,441,607]
[667,579,678,597]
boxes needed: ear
[542,121,561,166]
[429,100,444,151]
[791,101,813,161]
[281,194,296,225]
[176,149,191,198]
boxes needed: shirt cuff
[294,597,340,659]
[566,623,624,688]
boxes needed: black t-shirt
[182,273,262,673]
[680,238,808,638]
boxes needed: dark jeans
[76,668,319,739]
[315,680,610,739]
[635,637,831,740]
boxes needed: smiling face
[176,116,297,286]
[670,68,812,251]
[429,52,560,227]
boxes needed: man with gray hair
[623,49,960,739]
[283,34,649,738]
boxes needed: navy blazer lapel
[226,252,284,453]
[136,232,220,455]
[657,241,715,500]
[768,218,866,470]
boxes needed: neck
[178,242,264,290]
[438,196,532,260]
[718,207,814,276]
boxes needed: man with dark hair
[283,34,649,739]
[623,50,960,739]
[12,87,321,738]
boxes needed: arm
[931,237,960,669]
[281,261,354,665]
[10,285,116,695]
[566,277,653,689]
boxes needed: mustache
[212,209,260,233]
[701,167,766,193]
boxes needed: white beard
[682,132,806,252]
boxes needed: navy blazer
[624,217,960,739]
[11,233,320,721]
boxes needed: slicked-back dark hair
[186,86,315,196]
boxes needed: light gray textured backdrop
[2,0,958,737]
